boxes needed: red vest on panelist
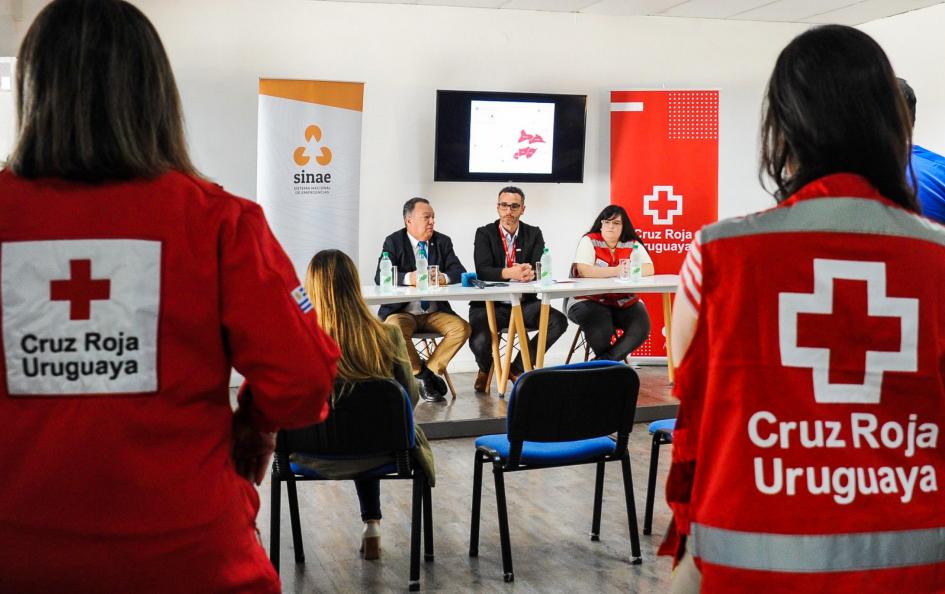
[575,232,640,308]
[666,174,945,593]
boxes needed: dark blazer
[471,219,546,308]
[373,229,466,319]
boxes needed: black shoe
[416,365,448,397]
[418,379,446,402]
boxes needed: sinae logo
[292,124,332,194]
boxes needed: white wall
[860,4,945,155]
[3,0,810,369]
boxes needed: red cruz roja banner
[610,89,719,358]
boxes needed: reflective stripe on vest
[691,522,945,572]
[701,196,945,247]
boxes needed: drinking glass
[428,265,440,290]
[618,259,631,282]
[391,266,398,286]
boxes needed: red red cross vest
[0,170,340,593]
[665,174,945,593]
[575,232,640,308]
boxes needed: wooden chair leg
[469,451,484,557]
[286,478,305,563]
[565,329,581,364]
[493,463,515,582]
[269,475,281,572]
[620,453,643,564]
[423,478,434,561]
[644,431,664,535]
[409,475,422,592]
[591,462,605,541]
[442,368,458,399]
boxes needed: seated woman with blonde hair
[291,249,435,560]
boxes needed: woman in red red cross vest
[568,205,654,361]
[0,2,340,593]
[663,25,945,593]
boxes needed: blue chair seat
[648,418,675,438]
[290,460,398,479]
[475,434,616,465]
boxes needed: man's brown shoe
[474,370,489,393]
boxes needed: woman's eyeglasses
[601,218,623,227]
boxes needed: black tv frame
[434,90,587,183]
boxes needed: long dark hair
[9,0,198,182]
[759,25,917,211]
[587,204,642,244]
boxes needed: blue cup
[461,272,478,287]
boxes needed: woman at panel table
[567,205,654,362]
[292,249,435,560]
[664,25,945,593]
[0,1,340,592]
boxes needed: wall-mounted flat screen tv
[434,90,587,183]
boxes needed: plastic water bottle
[379,251,394,293]
[540,247,553,287]
[629,241,643,282]
[416,244,429,291]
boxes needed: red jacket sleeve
[220,200,339,432]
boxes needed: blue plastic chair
[643,418,675,535]
[468,361,642,583]
[269,378,432,592]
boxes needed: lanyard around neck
[499,226,517,268]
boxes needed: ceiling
[314,0,945,25]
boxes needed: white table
[530,275,680,381]
[362,283,538,395]
[361,275,679,394]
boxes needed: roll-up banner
[257,79,364,277]
[610,89,719,360]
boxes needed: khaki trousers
[385,311,471,375]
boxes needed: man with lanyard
[468,186,568,392]
[375,197,470,402]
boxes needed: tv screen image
[469,100,555,174]
[435,90,586,183]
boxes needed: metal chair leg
[493,463,515,583]
[469,450,484,557]
[644,431,664,535]
[620,453,643,564]
[269,474,281,572]
[409,475,422,592]
[423,478,434,561]
[591,462,605,541]
[286,478,305,563]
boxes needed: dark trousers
[469,301,568,374]
[355,479,381,522]
[567,299,650,361]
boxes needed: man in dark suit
[469,186,568,392]
[374,197,471,401]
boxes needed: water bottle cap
[543,247,549,254]
[383,251,390,258]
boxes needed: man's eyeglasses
[497,202,523,211]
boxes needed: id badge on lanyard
[500,227,517,268]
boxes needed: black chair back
[506,362,639,448]
[277,378,414,464]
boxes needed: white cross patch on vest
[2,239,161,395]
[778,259,918,404]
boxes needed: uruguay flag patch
[291,285,313,313]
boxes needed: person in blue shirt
[899,78,945,224]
